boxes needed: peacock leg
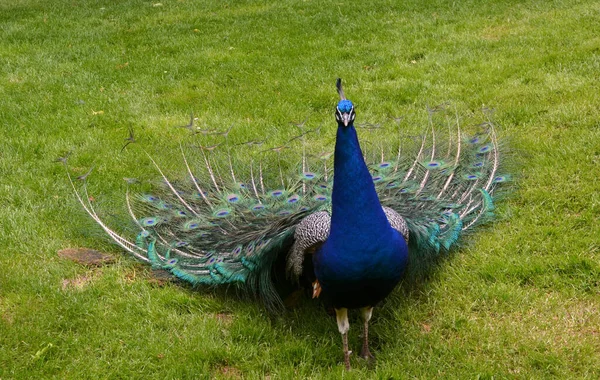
[335,307,351,370]
[359,306,374,360]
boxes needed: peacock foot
[312,279,322,298]
[359,345,375,360]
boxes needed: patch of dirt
[148,269,175,286]
[480,24,513,41]
[58,248,115,267]
[219,365,242,379]
[0,298,14,325]
[61,275,94,290]
[214,312,234,326]
[1,312,13,324]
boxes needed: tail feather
[66,168,150,263]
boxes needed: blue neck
[314,120,409,309]
[329,122,392,244]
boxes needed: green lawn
[1,0,599,378]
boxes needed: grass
[1,0,599,378]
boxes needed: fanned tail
[66,104,510,306]
[65,124,334,311]
[360,105,510,277]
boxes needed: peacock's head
[335,78,355,127]
[336,100,355,127]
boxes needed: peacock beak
[342,113,351,127]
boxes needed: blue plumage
[65,79,510,370]
[315,103,408,309]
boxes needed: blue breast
[313,122,408,309]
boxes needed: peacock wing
[286,210,331,282]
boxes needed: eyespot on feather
[213,208,231,217]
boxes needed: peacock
[66,79,509,370]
